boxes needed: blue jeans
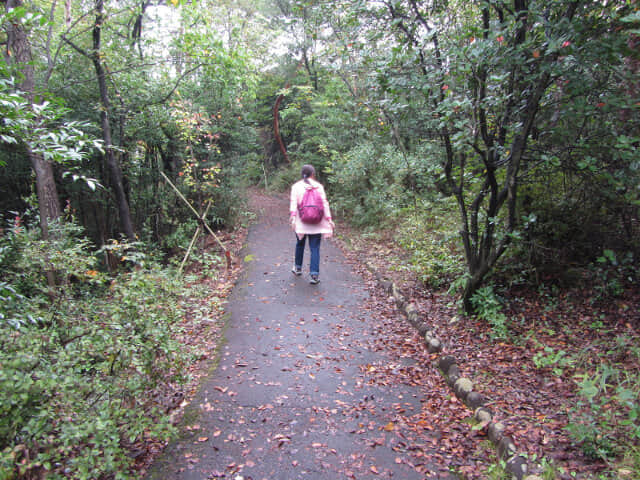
[294,234,321,276]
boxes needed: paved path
[146,195,455,479]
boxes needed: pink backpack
[297,186,325,224]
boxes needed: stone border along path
[367,264,545,480]
[145,194,464,479]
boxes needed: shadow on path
[146,194,458,479]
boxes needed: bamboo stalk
[179,225,201,275]
[160,171,231,268]
[179,200,212,273]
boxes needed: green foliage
[0,75,102,183]
[161,218,200,252]
[0,220,203,479]
[395,197,465,289]
[620,447,640,480]
[532,345,573,377]
[470,286,510,340]
[344,0,640,306]
[567,365,640,464]
[0,217,97,297]
[327,142,434,227]
[485,459,510,480]
[284,78,371,169]
[589,250,636,302]
[266,162,300,193]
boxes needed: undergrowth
[395,197,465,288]
[374,189,639,479]
[0,218,217,479]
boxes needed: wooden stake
[179,225,201,274]
[178,201,211,274]
[161,171,231,269]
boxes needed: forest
[1,0,638,478]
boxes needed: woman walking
[289,164,335,284]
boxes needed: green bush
[328,142,433,228]
[532,345,574,377]
[590,249,636,301]
[567,365,640,465]
[470,285,510,340]
[265,162,299,193]
[395,197,465,289]
[0,220,199,479]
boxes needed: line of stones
[368,266,543,480]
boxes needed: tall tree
[63,0,136,241]
[3,0,61,240]
[375,0,594,310]
[3,0,63,290]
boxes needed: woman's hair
[301,164,315,183]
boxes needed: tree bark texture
[273,93,290,164]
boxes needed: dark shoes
[293,266,319,284]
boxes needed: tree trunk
[5,0,61,289]
[91,0,136,241]
[272,59,305,165]
[5,0,62,236]
[61,0,137,241]
[273,93,290,164]
[30,152,61,235]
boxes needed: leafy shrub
[241,151,268,187]
[532,345,574,376]
[590,249,636,301]
[0,220,199,479]
[567,365,640,464]
[266,162,300,193]
[470,285,510,340]
[161,218,200,253]
[328,142,433,228]
[395,197,465,288]
[0,218,97,297]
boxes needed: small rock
[474,407,492,425]
[447,364,460,378]
[427,338,442,353]
[446,371,460,388]
[497,436,517,459]
[465,391,485,410]
[506,455,528,480]
[454,377,473,401]
[392,284,405,307]
[488,422,505,444]
[438,355,456,373]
